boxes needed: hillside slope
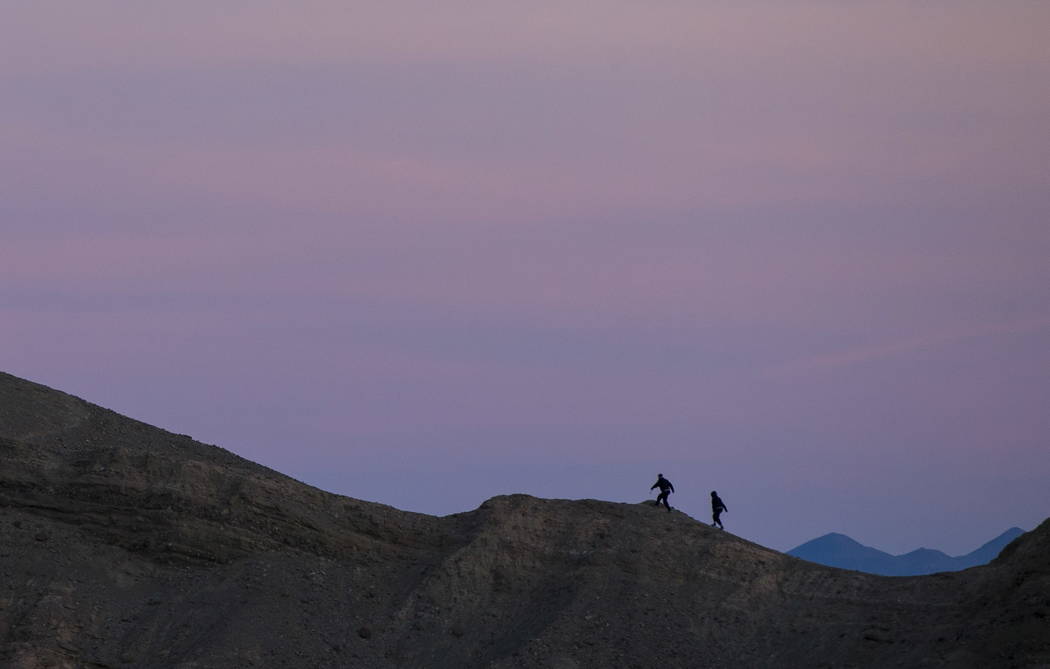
[1,371,1048,668]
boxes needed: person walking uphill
[711,491,728,528]
[651,474,675,512]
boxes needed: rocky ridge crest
[1,371,1048,668]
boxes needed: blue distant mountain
[787,527,1026,576]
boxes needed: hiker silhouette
[651,474,674,512]
[711,491,727,528]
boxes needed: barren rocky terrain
[1,371,1048,668]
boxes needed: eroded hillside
[1,372,1048,668]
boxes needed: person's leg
[714,511,723,528]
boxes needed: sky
[3,2,1048,555]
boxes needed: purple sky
[4,3,1048,554]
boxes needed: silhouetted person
[711,491,727,528]
[651,474,674,512]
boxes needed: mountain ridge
[788,527,1027,576]
[2,370,1048,668]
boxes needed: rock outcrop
[1,371,1048,668]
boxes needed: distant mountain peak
[900,547,949,558]
[818,532,854,541]
[788,528,1028,576]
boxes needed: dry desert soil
[1,371,1048,668]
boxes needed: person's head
[658,473,663,478]
[711,491,717,496]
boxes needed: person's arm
[650,482,658,491]
[670,483,675,493]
